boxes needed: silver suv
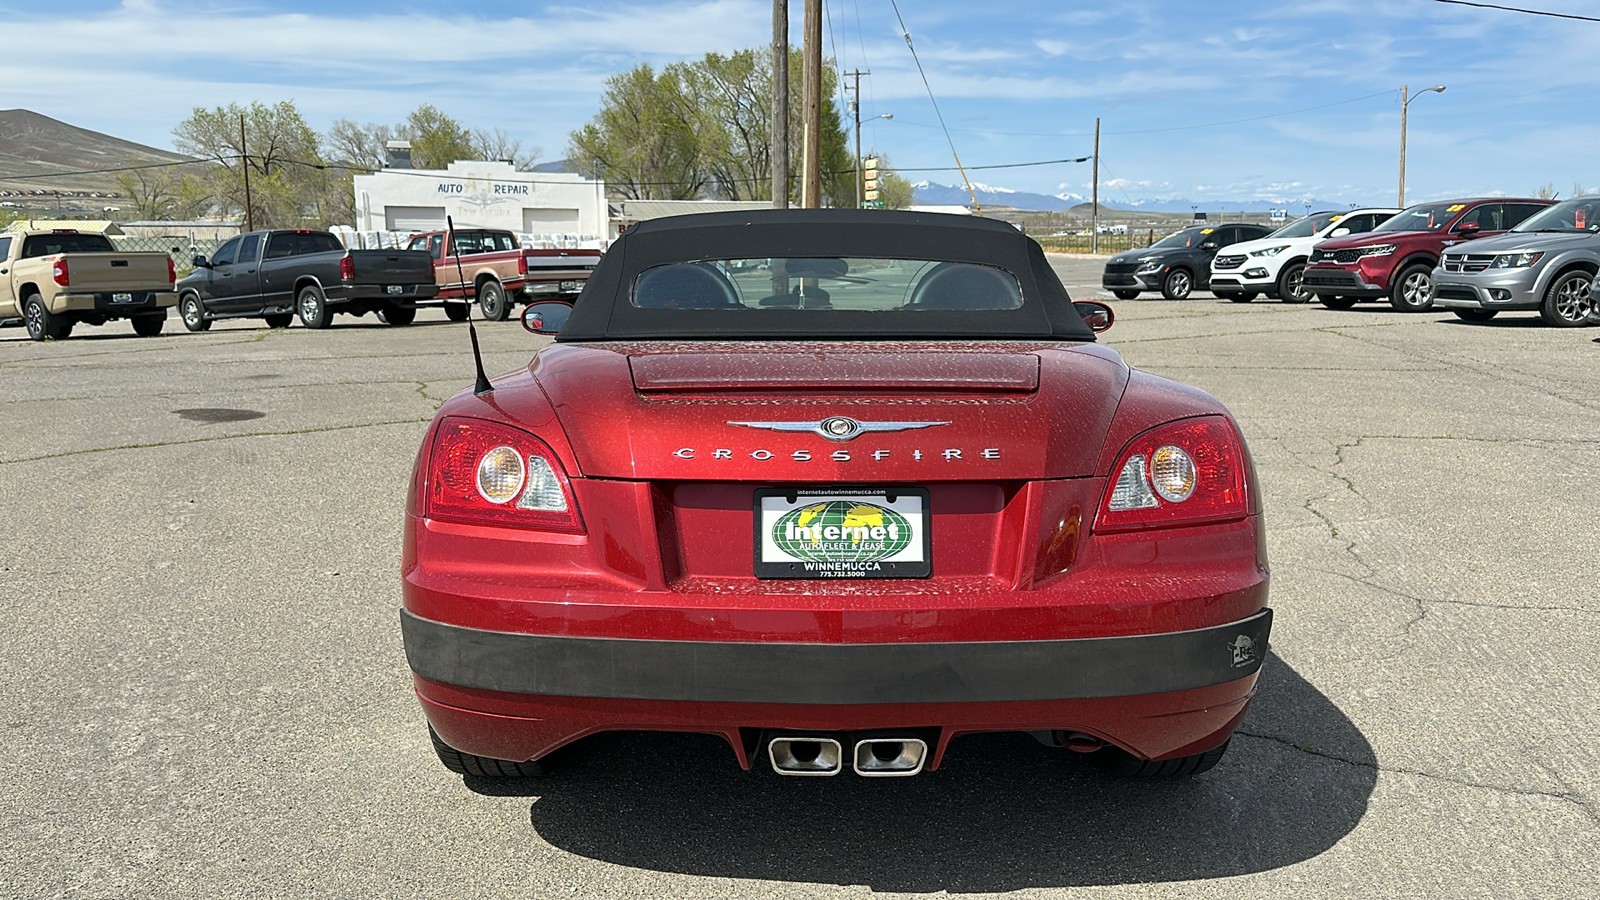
[1433,196,1600,326]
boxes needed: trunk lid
[532,341,1128,481]
[50,253,172,292]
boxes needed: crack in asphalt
[1324,327,1600,414]
[0,417,433,466]
[1235,730,1600,827]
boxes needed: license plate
[385,285,403,295]
[112,292,134,303]
[559,281,579,292]
[754,488,931,579]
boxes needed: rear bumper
[323,282,440,304]
[55,290,176,314]
[403,608,1271,766]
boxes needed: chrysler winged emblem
[727,416,950,442]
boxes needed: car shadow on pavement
[469,652,1375,891]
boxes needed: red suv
[1303,198,1552,311]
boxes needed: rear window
[449,231,518,254]
[264,231,344,259]
[20,233,115,256]
[630,257,1023,312]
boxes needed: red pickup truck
[405,227,602,321]
[1302,198,1552,311]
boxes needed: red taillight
[426,417,582,532]
[166,256,177,285]
[339,256,355,282]
[517,254,528,276]
[1096,416,1248,532]
[52,258,69,286]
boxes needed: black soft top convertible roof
[556,209,1093,342]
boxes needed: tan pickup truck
[0,228,177,340]
[405,227,601,321]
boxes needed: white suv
[1210,208,1400,303]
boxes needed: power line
[888,0,982,212]
[1433,0,1600,22]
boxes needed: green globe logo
[772,501,912,563]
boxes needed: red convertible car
[401,210,1271,780]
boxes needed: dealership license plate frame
[385,285,404,295]
[753,487,931,580]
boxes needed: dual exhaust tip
[767,736,927,777]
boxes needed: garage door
[385,206,446,232]
[523,208,580,233]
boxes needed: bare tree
[471,128,541,170]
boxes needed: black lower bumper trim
[401,608,1272,705]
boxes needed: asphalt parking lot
[2,255,1596,899]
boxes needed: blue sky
[3,0,1597,206]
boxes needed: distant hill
[0,109,197,201]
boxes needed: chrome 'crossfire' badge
[727,417,950,443]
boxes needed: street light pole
[1399,84,1446,207]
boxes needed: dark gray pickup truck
[175,229,438,330]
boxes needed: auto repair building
[352,159,608,240]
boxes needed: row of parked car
[1,223,601,341]
[1101,195,1600,327]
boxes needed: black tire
[264,313,294,329]
[378,303,416,326]
[1224,292,1254,304]
[1159,268,1193,301]
[429,726,549,778]
[1111,289,1139,300]
[478,280,510,321]
[1095,739,1231,778]
[131,314,165,337]
[1452,309,1499,323]
[179,294,211,332]
[23,294,71,341]
[1319,295,1357,310]
[297,284,333,329]
[1538,269,1595,327]
[1389,263,1436,311]
[1276,261,1311,304]
[444,302,470,322]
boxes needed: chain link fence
[110,234,228,274]
[1028,230,1162,255]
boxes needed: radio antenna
[447,215,493,395]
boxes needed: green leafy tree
[569,49,852,204]
[403,105,474,170]
[870,154,915,210]
[171,101,345,228]
[115,160,179,220]
[568,65,706,200]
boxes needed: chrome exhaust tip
[852,738,928,777]
[768,736,843,776]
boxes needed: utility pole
[770,0,788,209]
[801,0,821,208]
[239,113,254,232]
[1092,117,1101,255]
[845,69,868,208]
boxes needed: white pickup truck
[0,228,176,340]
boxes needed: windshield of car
[1373,202,1463,233]
[1148,227,1209,250]
[630,257,1023,311]
[1266,212,1341,239]
[1511,197,1600,233]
